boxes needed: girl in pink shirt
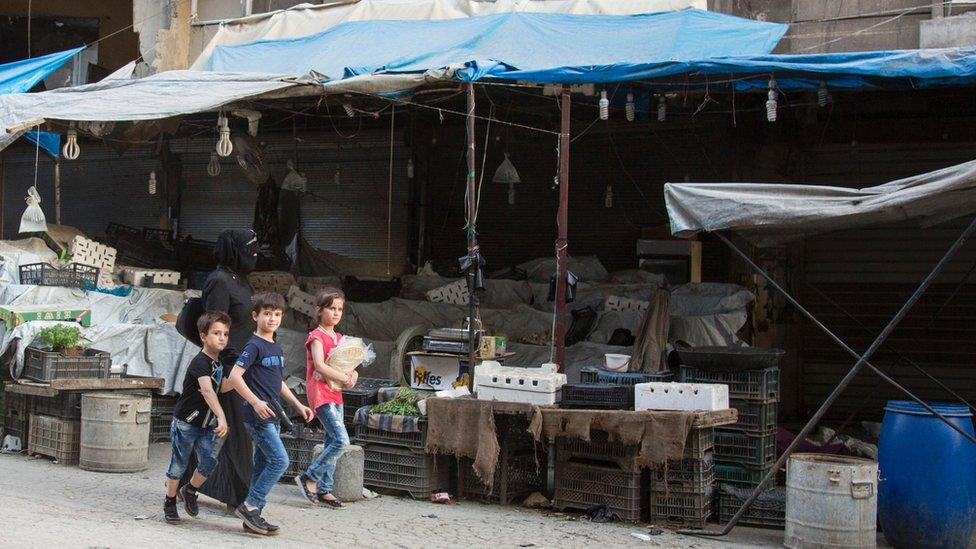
[295,287,356,508]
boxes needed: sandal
[317,493,345,509]
[295,475,317,504]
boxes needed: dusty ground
[0,443,791,548]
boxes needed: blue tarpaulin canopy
[206,9,788,84]
[23,129,61,159]
[0,47,83,95]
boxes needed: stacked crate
[150,394,177,443]
[648,427,716,528]
[358,416,451,499]
[679,365,781,528]
[341,378,399,440]
[456,414,543,504]
[2,391,32,447]
[280,428,322,480]
[27,413,81,464]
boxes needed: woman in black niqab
[181,229,259,509]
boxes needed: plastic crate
[149,394,177,443]
[560,383,634,410]
[678,366,780,401]
[22,347,111,383]
[458,450,544,504]
[718,484,786,528]
[649,486,714,529]
[280,429,323,480]
[362,443,451,499]
[151,394,177,415]
[142,227,174,241]
[32,392,83,420]
[356,417,427,451]
[28,414,80,464]
[2,391,31,445]
[342,378,399,425]
[715,429,777,468]
[727,399,778,433]
[19,262,99,288]
[554,460,648,522]
[715,463,775,489]
[651,451,715,492]
[105,222,141,241]
[685,427,714,459]
[579,367,672,385]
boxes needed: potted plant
[38,325,88,357]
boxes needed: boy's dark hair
[252,292,287,314]
[197,310,231,334]
[315,287,345,312]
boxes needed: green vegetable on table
[368,387,424,417]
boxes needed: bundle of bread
[320,336,376,390]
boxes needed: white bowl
[604,353,631,372]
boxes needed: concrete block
[312,443,365,502]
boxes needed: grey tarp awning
[664,159,976,246]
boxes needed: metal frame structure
[682,219,976,536]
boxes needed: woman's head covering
[215,229,259,275]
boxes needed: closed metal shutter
[799,142,976,421]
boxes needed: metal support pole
[465,83,478,387]
[683,220,976,537]
[54,158,61,225]
[554,85,571,370]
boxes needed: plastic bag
[19,186,46,234]
[316,336,376,390]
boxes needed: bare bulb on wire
[216,114,233,157]
[148,170,157,195]
[62,123,80,160]
[657,96,667,122]
[406,158,415,179]
[818,79,829,107]
[625,93,635,122]
[207,152,221,177]
[599,90,609,121]
[604,184,613,208]
[766,77,778,122]
[343,103,355,117]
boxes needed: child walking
[295,287,355,508]
[227,292,314,535]
[164,311,232,524]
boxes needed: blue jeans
[242,419,289,510]
[165,419,217,480]
[303,403,349,494]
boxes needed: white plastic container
[122,267,180,287]
[475,362,566,405]
[634,382,729,412]
[604,353,631,372]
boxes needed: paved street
[0,443,786,548]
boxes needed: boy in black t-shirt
[163,310,232,524]
[227,292,313,535]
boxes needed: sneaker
[295,474,317,504]
[179,485,199,517]
[235,504,271,535]
[164,498,181,524]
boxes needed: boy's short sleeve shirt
[173,352,222,428]
[236,335,285,423]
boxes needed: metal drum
[785,453,878,549]
[80,392,151,473]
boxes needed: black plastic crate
[685,427,714,459]
[2,391,31,445]
[342,378,399,424]
[727,399,778,433]
[356,417,427,451]
[715,429,777,468]
[649,486,714,529]
[151,394,177,415]
[458,449,544,504]
[718,484,786,528]
[715,463,775,489]
[105,222,141,241]
[579,367,672,386]
[362,443,451,499]
[678,366,779,401]
[142,227,174,241]
[554,460,648,523]
[560,383,634,410]
[150,413,172,443]
[19,262,99,288]
[651,451,715,492]
[32,392,83,420]
[280,429,323,480]
[22,347,111,383]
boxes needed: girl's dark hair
[315,287,345,312]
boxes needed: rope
[386,104,394,276]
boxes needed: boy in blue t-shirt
[227,292,313,536]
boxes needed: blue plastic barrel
[878,400,976,548]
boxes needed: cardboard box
[0,304,92,328]
[408,352,475,391]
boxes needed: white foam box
[634,382,729,412]
[69,235,117,270]
[122,266,180,287]
[426,279,469,305]
[474,362,566,405]
[408,353,473,391]
[287,285,317,318]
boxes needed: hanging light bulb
[216,114,233,157]
[493,152,521,205]
[604,184,613,208]
[598,90,609,121]
[817,79,829,107]
[343,103,355,117]
[657,95,667,122]
[148,170,157,195]
[334,166,341,186]
[766,77,778,122]
[625,93,635,122]
[62,122,80,160]
[406,158,415,179]
[207,151,221,177]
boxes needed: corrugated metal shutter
[179,130,410,262]
[799,142,976,421]
[1,141,162,239]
